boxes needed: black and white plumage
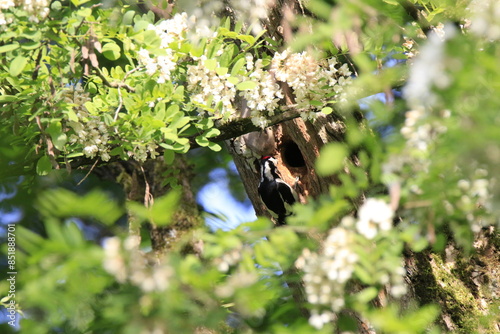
[258,156,298,225]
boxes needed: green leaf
[36,156,52,176]
[231,57,246,76]
[215,67,228,76]
[190,44,204,58]
[170,116,190,129]
[195,136,209,147]
[15,225,45,254]
[122,10,136,26]
[162,130,179,141]
[46,121,67,151]
[208,142,221,152]
[204,58,218,71]
[316,143,348,176]
[154,102,166,121]
[355,287,379,303]
[204,128,220,138]
[321,106,333,115]
[128,191,180,226]
[37,188,123,225]
[101,43,121,60]
[227,76,240,85]
[66,152,84,158]
[166,104,180,119]
[0,95,17,103]
[237,34,256,45]
[76,7,92,17]
[354,265,375,285]
[70,0,91,6]
[143,30,161,48]
[163,150,175,165]
[51,1,62,10]
[20,41,41,50]
[236,81,258,91]
[150,191,181,225]
[0,43,20,54]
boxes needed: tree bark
[94,156,203,258]
[227,112,347,222]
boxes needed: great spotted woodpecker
[258,156,298,225]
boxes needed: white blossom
[187,57,237,118]
[271,49,352,118]
[136,13,191,84]
[404,24,456,109]
[0,0,49,25]
[468,0,500,40]
[308,310,334,330]
[103,237,127,283]
[103,236,173,292]
[356,198,394,239]
[296,227,359,327]
[63,84,111,161]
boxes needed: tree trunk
[228,113,347,221]
[94,156,203,258]
[405,228,500,332]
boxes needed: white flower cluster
[352,209,408,299]
[295,198,408,329]
[0,0,49,25]
[403,24,456,110]
[137,48,177,84]
[128,142,159,162]
[151,12,189,48]
[187,55,237,117]
[295,227,358,329]
[468,0,500,40]
[178,0,222,40]
[64,85,111,161]
[230,0,272,34]
[103,236,173,292]
[0,0,14,25]
[355,198,394,240]
[402,37,417,59]
[400,108,449,154]
[241,54,284,128]
[454,169,494,232]
[137,13,190,84]
[385,265,408,298]
[213,247,243,272]
[271,49,352,119]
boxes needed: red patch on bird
[261,156,272,160]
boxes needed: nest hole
[282,141,305,168]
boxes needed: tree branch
[94,66,136,93]
[189,107,306,147]
[397,0,432,35]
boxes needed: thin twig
[140,165,154,208]
[35,115,60,169]
[397,0,432,35]
[76,158,99,186]
[114,84,123,122]
[94,67,136,93]
[113,67,141,121]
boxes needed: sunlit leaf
[9,56,28,77]
[36,156,52,175]
[236,81,257,91]
[316,143,348,176]
[101,42,121,60]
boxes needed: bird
[257,156,298,225]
